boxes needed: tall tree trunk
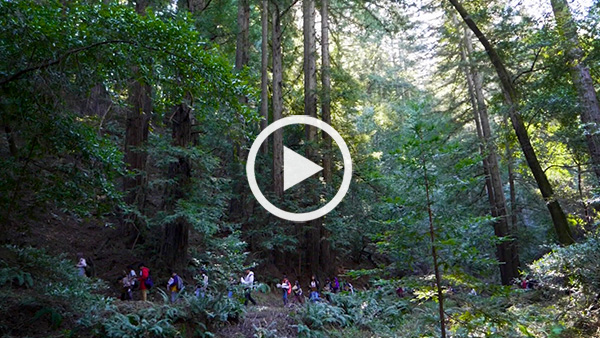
[161,103,192,269]
[504,116,519,239]
[124,72,151,208]
[303,0,317,136]
[319,0,333,276]
[303,0,320,274]
[124,0,151,210]
[260,0,269,154]
[460,26,520,285]
[235,0,250,72]
[272,3,284,199]
[449,0,575,245]
[321,0,332,184]
[228,0,251,220]
[550,0,600,184]
[418,131,446,338]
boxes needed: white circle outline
[246,115,352,222]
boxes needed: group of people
[76,253,355,307]
[119,263,152,301]
[277,274,354,306]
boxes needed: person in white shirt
[128,266,137,288]
[195,268,209,298]
[76,253,87,276]
[241,269,256,306]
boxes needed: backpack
[145,273,154,289]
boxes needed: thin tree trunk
[550,0,600,184]
[449,0,575,245]
[321,0,332,184]
[576,159,592,228]
[464,29,520,284]
[504,116,519,237]
[459,26,519,284]
[260,0,269,154]
[418,132,446,338]
[272,3,284,199]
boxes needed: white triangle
[283,146,323,191]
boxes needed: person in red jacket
[138,263,150,301]
[279,275,291,306]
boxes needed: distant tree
[550,0,600,184]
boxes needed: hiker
[396,286,404,298]
[127,265,138,289]
[344,282,354,294]
[138,263,151,301]
[323,278,332,301]
[167,271,183,303]
[309,275,320,302]
[76,253,87,276]
[332,277,340,293]
[241,268,257,306]
[195,268,209,298]
[120,271,134,301]
[292,280,304,304]
[323,278,332,292]
[278,275,291,306]
[227,276,235,298]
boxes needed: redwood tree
[448,0,575,245]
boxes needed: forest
[2,0,600,336]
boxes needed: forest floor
[3,211,340,337]
[215,293,298,338]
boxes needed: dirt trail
[216,294,299,338]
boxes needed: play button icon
[246,115,352,222]
[283,146,323,191]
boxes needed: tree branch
[512,47,544,84]
[1,40,129,87]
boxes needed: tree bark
[321,0,332,184]
[460,25,520,285]
[272,3,284,199]
[303,0,317,144]
[124,71,151,209]
[260,0,269,154]
[229,0,251,219]
[235,0,250,72]
[161,103,192,269]
[504,116,519,240]
[418,131,446,338]
[124,0,151,209]
[303,0,320,274]
[318,0,334,276]
[449,0,575,245]
[550,0,600,184]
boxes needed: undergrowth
[0,245,245,337]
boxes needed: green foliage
[294,287,409,337]
[0,0,255,224]
[0,245,109,335]
[530,236,600,297]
